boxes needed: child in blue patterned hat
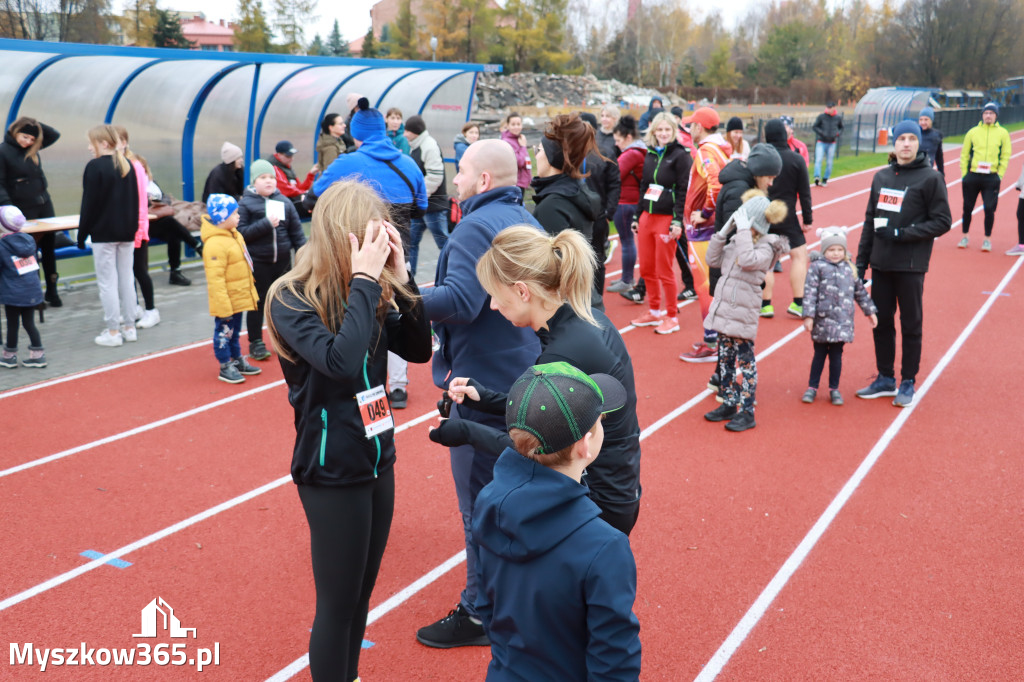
[201,194,261,384]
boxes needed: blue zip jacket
[312,134,427,211]
[421,186,541,399]
[0,232,44,307]
[472,449,642,681]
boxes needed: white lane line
[0,407,439,613]
[694,255,1024,682]
[0,380,285,479]
[265,550,467,682]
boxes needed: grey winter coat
[705,228,790,341]
[802,251,877,344]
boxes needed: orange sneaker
[654,317,679,334]
[631,310,663,327]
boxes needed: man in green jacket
[959,102,1012,252]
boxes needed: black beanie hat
[578,112,598,129]
[726,116,744,133]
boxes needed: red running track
[2,137,1023,681]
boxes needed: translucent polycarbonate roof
[0,38,493,212]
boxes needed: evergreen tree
[361,27,378,58]
[327,19,350,56]
[234,0,274,53]
[308,33,324,55]
[151,8,194,48]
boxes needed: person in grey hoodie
[800,227,877,406]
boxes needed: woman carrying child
[430,225,643,535]
[702,191,789,432]
[265,180,432,682]
[801,227,878,405]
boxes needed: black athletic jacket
[430,304,642,515]
[272,278,432,487]
[635,141,691,221]
[856,153,952,276]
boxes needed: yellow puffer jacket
[200,217,259,318]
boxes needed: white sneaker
[137,309,161,329]
[95,331,123,347]
[121,326,138,342]
[134,305,144,321]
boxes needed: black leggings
[148,216,198,270]
[247,259,290,342]
[808,341,844,390]
[1017,197,1024,244]
[676,236,695,289]
[133,241,155,310]
[5,305,42,349]
[961,172,1001,237]
[298,469,395,682]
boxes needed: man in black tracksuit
[855,119,951,407]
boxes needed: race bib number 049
[357,385,394,438]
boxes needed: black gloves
[428,419,511,457]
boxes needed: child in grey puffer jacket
[801,227,878,405]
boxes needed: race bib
[357,385,394,438]
[644,184,665,201]
[12,255,39,275]
[976,162,992,174]
[877,188,905,213]
[873,217,889,231]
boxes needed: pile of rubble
[473,72,679,120]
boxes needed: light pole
[430,35,437,62]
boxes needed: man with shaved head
[416,138,544,649]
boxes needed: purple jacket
[802,252,877,343]
[501,129,531,189]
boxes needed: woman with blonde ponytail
[429,224,643,535]
[79,124,141,346]
[264,180,432,682]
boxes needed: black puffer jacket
[856,153,952,275]
[531,173,601,240]
[764,120,813,233]
[0,123,60,216]
[202,162,244,202]
[635,141,691,220]
[714,159,756,230]
[237,187,306,264]
[583,151,621,220]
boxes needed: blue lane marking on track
[361,640,375,649]
[80,550,132,569]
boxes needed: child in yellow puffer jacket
[201,194,261,384]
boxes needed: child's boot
[725,409,756,432]
[218,361,245,384]
[0,347,18,369]
[22,347,47,368]
[233,356,262,376]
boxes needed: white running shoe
[121,326,138,342]
[137,309,161,329]
[95,331,123,347]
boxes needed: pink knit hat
[0,205,26,233]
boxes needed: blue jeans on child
[213,313,244,364]
[814,141,837,181]
[408,210,448,277]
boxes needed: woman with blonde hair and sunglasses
[429,224,642,535]
[78,124,140,347]
[265,179,431,682]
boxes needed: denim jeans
[408,210,448,277]
[613,204,638,284]
[213,313,243,364]
[814,141,837,181]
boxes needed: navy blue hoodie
[0,232,44,307]
[472,449,641,681]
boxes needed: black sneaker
[44,289,63,307]
[234,357,262,375]
[218,362,245,384]
[724,409,756,432]
[416,604,490,648]
[821,178,828,187]
[677,288,697,301]
[773,261,783,273]
[169,269,191,286]
[389,387,408,409]
[707,372,720,392]
[249,339,272,361]
[814,178,820,186]
[619,286,644,304]
[704,403,737,422]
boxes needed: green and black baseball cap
[505,361,627,455]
